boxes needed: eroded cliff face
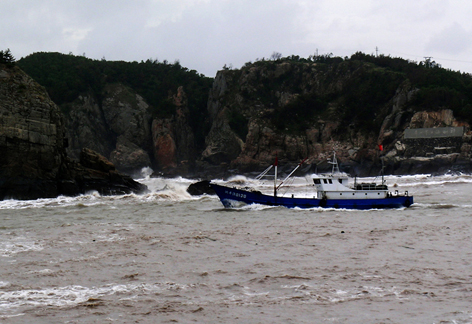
[201,63,472,176]
[0,64,66,197]
[65,83,152,174]
[64,83,197,176]
[0,64,147,200]
[7,56,472,183]
[151,86,196,175]
[201,64,385,175]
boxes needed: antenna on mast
[328,151,340,174]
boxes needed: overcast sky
[2,0,472,76]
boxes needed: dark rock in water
[187,180,215,196]
[62,148,148,196]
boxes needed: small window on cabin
[323,179,328,184]
[314,179,321,184]
[338,179,342,184]
[340,193,342,195]
[328,179,333,184]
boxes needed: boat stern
[403,195,414,208]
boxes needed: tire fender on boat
[319,196,327,207]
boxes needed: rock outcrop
[65,83,196,177]
[0,64,147,200]
[186,180,215,196]
[200,64,383,176]
[65,83,153,174]
[60,148,148,196]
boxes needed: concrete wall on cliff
[382,110,472,174]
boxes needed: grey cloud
[2,0,472,76]
[425,22,472,54]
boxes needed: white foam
[0,238,43,257]
[25,269,54,275]
[239,203,277,211]
[1,173,470,211]
[0,193,103,210]
[0,177,201,210]
[139,166,154,179]
[226,175,251,185]
[0,282,196,311]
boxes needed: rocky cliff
[17,52,212,177]
[64,83,196,176]
[0,64,67,198]
[15,52,472,179]
[65,83,153,175]
[382,109,472,174]
[200,59,472,176]
[152,86,196,175]
[0,63,147,200]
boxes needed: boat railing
[355,183,388,191]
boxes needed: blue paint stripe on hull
[211,183,413,209]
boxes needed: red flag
[274,153,278,166]
[378,144,383,151]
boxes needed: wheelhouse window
[314,179,321,184]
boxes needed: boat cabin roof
[310,173,388,192]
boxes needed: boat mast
[329,151,340,174]
[277,158,307,190]
[381,155,385,184]
[379,144,385,184]
[274,153,278,197]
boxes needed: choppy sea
[1,169,472,323]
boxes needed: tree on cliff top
[0,49,15,67]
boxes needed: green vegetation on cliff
[223,52,472,138]
[16,51,472,157]
[349,52,472,122]
[17,52,213,146]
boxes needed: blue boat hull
[210,183,413,210]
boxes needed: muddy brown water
[1,174,471,323]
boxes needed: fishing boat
[210,152,413,209]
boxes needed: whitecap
[0,282,174,311]
[0,238,43,257]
